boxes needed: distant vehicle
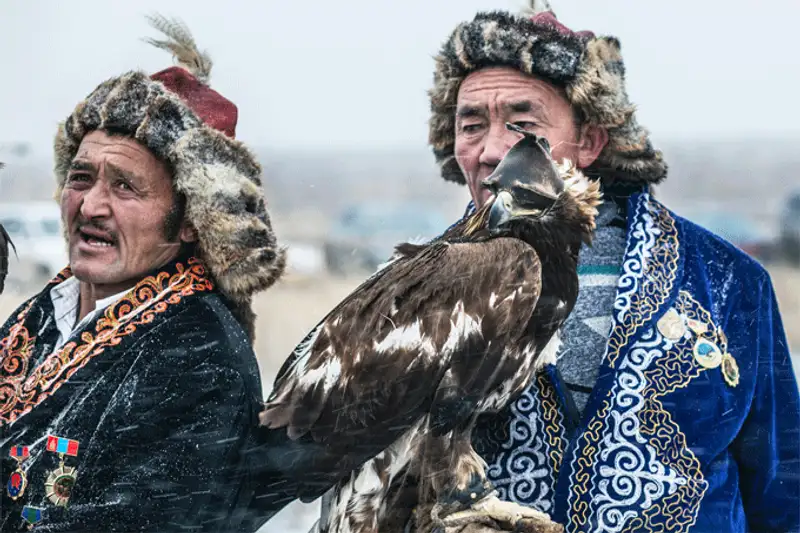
[0,201,68,284]
[779,190,800,266]
[324,203,448,275]
[686,210,773,260]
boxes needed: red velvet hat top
[150,66,238,138]
[529,11,595,40]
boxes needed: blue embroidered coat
[466,191,800,533]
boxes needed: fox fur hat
[429,0,667,186]
[52,15,285,339]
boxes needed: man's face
[454,66,607,208]
[61,130,193,294]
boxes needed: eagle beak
[488,191,514,230]
[488,190,546,230]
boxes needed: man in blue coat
[430,3,800,533]
[316,1,800,532]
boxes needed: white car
[0,201,69,288]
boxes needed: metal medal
[657,308,686,340]
[44,436,79,507]
[721,353,740,388]
[6,445,30,500]
[20,506,45,529]
[693,337,723,369]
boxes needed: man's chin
[68,256,120,285]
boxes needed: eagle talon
[443,475,496,507]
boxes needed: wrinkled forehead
[456,67,568,116]
[71,130,172,183]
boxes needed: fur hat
[52,14,285,339]
[429,0,667,186]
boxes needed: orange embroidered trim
[0,258,213,426]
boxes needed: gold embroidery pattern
[566,397,611,532]
[620,292,724,533]
[643,292,726,398]
[538,373,565,476]
[605,197,680,368]
[567,291,724,533]
[0,258,213,426]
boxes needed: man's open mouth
[78,228,116,248]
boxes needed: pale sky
[1,0,798,155]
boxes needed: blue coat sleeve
[732,272,800,533]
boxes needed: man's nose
[79,181,112,220]
[478,123,517,167]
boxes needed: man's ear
[179,222,198,243]
[576,124,609,169]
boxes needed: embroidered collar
[50,277,130,350]
[0,256,214,427]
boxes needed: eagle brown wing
[262,237,542,452]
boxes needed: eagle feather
[523,0,555,17]
[143,13,213,84]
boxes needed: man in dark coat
[0,17,290,532]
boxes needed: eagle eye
[513,187,558,212]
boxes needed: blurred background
[1,1,799,531]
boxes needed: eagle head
[481,123,603,247]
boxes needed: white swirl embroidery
[485,380,558,512]
[590,328,688,533]
[612,196,658,324]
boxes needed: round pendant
[657,308,686,340]
[6,469,27,500]
[721,353,740,388]
[45,465,77,507]
[693,338,722,369]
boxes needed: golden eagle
[260,125,601,533]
